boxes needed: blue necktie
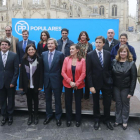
[23,40,26,52]
[98,51,103,67]
[48,52,53,69]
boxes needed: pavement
[0,40,140,140]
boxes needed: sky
[2,0,137,17]
[129,0,137,17]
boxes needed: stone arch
[31,11,43,18]
[14,12,23,18]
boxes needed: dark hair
[120,33,128,39]
[39,31,50,44]
[5,25,12,30]
[61,28,69,34]
[95,36,105,43]
[22,30,29,35]
[78,31,90,41]
[23,44,38,59]
[0,39,10,46]
[69,44,82,61]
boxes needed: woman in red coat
[61,44,86,127]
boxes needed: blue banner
[12,18,119,47]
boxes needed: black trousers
[26,88,39,115]
[92,88,112,122]
[0,86,15,118]
[44,83,62,120]
[65,87,82,122]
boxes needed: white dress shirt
[95,48,103,62]
[48,49,55,62]
[29,63,34,88]
[1,50,9,66]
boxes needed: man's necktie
[48,52,53,69]
[3,53,6,67]
[98,51,103,67]
[23,40,26,52]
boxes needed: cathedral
[0,0,129,37]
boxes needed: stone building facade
[137,0,140,32]
[0,0,129,37]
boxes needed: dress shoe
[8,118,13,126]
[122,124,127,130]
[34,115,39,125]
[27,115,33,125]
[76,121,81,127]
[113,122,119,127]
[105,122,114,130]
[56,119,61,126]
[94,121,100,130]
[1,117,8,126]
[66,121,71,127]
[43,117,52,125]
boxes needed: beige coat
[0,35,19,53]
[138,65,140,83]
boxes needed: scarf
[25,55,38,80]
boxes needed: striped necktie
[48,52,53,69]
[3,53,6,67]
[98,51,103,67]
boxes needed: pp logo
[15,21,29,35]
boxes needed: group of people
[0,26,138,131]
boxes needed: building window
[93,6,98,14]
[99,6,104,15]
[18,0,22,5]
[62,2,67,9]
[112,5,117,16]
[33,0,39,4]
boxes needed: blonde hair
[115,44,133,62]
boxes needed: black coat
[103,38,119,52]
[37,42,48,57]
[57,37,74,57]
[86,49,113,90]
[19,57,43,93]
[16,40,35,64]
[112,60,137,96]
[0,51,19,89]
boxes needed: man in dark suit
[42,38,64,126]
[0,39,19,126]
[16,30,35,66]
[86,36,113,130]
[57,28,74,57]
[103,29,119,52]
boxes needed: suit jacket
[16,40,35,64]
[61,57,86,89]
[19,57,43,93]
[42,50,64,89]
[0,51,19,89]
[86,49,113,90]
[37,42,48,57]
[103,38,119,52]
[0,35,19,53]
